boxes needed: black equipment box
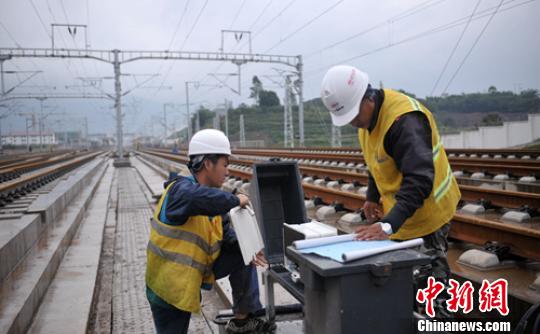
[250,161,309,266]
[287,246,429,334]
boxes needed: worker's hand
[363,201,382,224]
[237,194,250,208]
[251,249,268,268]
[355,223,389,241]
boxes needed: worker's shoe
[225,316,276,333]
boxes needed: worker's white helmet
[188,129,231,156]
[321,65,369,126]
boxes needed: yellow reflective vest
[146,181,223,313]
[358,89,461,240]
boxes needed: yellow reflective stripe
[147,240,211,276]
[434,165,453,203]
[432,137,442,162]
[405,94,443,161]
[406,95,422,112]
[150,218,221,255]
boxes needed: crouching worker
[146,129,274,334]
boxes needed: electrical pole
[284,77,289,147]
[285,76,294,147]
[64,122,68,148]
[112,49,124,160]
[0,104,7,153]
[0,55,13,96]
[239,114,245,147]
[37,97,46,152]
[297,55,305,146]
[162,102,179,144]
[331,125,342,147]
[185,81,200,135]
[0,56,8,95]
[185,82,192,140]
[26,118,30,151]
[163,103,168,140]
[224,99,229,137]
[267,70,296,148]
[84,116,88,149]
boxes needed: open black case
[250,160,308,266]
[249,160,307,302]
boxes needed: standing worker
[146,129,274,333]
[321,65,461,317]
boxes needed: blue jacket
[147,175,240,309]
[160,175,240,225]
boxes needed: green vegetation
[423,87,540,114]
[174,86,539,147]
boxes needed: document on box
[229,206,265,265]
[296,235,423,263]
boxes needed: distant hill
[173,87,540,146]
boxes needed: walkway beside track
[107,166,224,333]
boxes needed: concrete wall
[441,114,540,148]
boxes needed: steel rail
[231,149,540,176]
[151,148,540,177]
[232,146,540,158]
[143,149,540,210]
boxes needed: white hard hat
[321,65,369,126]
[188,129,231,156]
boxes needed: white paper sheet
[284,221,337,239]
[295,234,424,263]
[229,206,265,265]
[341,238,424,262]
[292,234,356,250]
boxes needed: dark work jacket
[365,90,435,232]
[161,175,240,226]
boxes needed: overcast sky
[0,0,539,137]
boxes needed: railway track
[0,151,79,183]
[142,149,540,210]
[231,146,540,159]
[151,147,540,182]
[0,151,103,206]
[231,148,540,178]
[140,148,540,260]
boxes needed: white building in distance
[1,132,56,146]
